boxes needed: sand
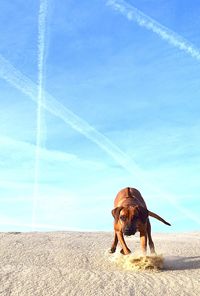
[0,231,199,296]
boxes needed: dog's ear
[136,206,148,223]
[111,207,123,222]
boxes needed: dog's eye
[120,215,127,221]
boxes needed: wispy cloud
[0,136,108,190]
[0,136,76,163]
[107,0,200,61]
[0,136,109,174]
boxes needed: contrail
[0,54,139,177]
[106,0,200,61]
[32,0,49,230]
[0,54,200,226]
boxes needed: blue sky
[0,0,200,232]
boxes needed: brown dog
[110,187,171,255]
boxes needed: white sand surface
[0,231,199,295]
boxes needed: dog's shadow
[163,256,200,271]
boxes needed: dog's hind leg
[147,218,156,254]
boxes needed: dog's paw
[120,248,131,255]
[109,247,116,253]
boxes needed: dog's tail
[148,210,171,226]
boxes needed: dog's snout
[123,224,137,236]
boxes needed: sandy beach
[0,231,199,295]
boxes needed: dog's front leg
[117,231,131,255]
[110,231,118,253]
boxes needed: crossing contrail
[0,54,200,225]
[32,0,49,230]
[107,0,200,61]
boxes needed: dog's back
[114,187,147,208]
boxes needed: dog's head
[111,205,148,236]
